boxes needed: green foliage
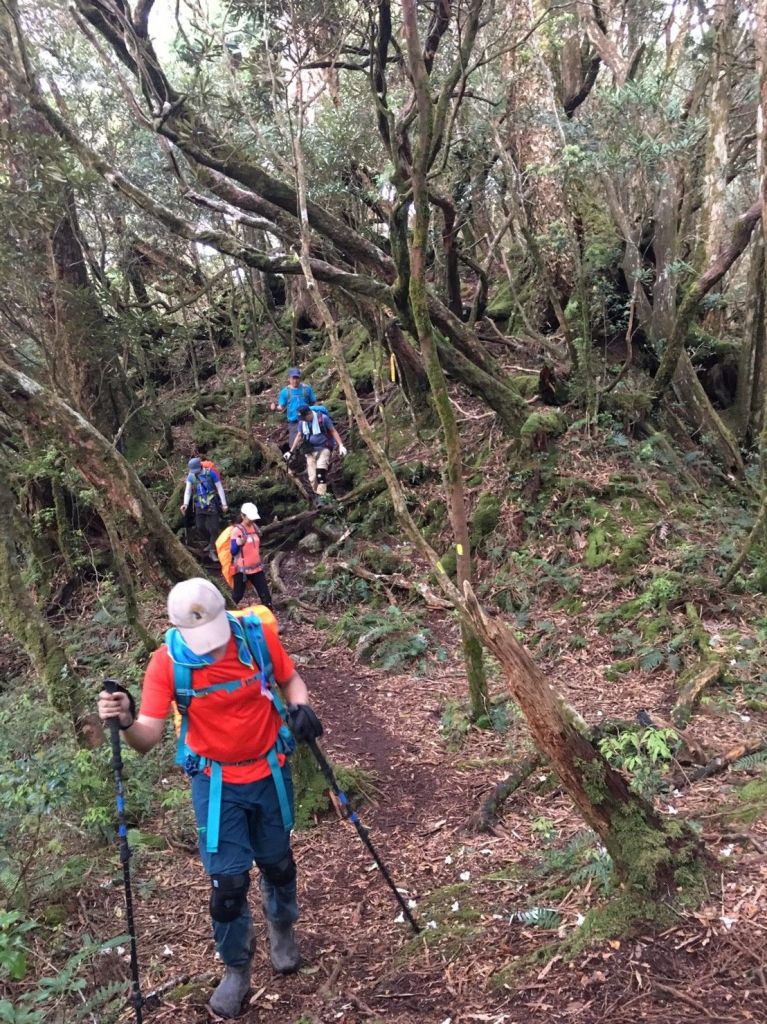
[0,690,175,908]
[599,727,679,798]
[331,605,445,671]
[0,912,36,981]
[307,565,371,607]
[733,750,767,772]
[514,906,562,929]
[0,934,128,1024]
[538,830,613,896]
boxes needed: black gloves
[287,703,323,742]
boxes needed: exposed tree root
[672,739,767,790]
[471,752,544,833]
[328,558,453,610]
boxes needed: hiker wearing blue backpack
[270,368,316,445]
[97,577,324,1019]
[181,457,229,562]
[285,403,347,497]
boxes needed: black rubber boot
[208,965,251,1018]
[265,919,300,973]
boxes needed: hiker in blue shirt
[181,457,229,562]
[285,404,347,497]
[270,368,316,445]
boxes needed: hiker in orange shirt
[97,578,323,1018]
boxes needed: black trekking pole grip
[306,738,421,934]
[102,679,144,1023]
[103,679,124,772]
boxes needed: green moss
[520,410,567,450]
[41,904,67,927]
[486,279,514,320]
[511,374,539,398]
[584,526,612,568]
[291,745,377,831]
[359,546,400,575]
[733,778,767,824]
[471,493,502,549]
[400,922,482,961]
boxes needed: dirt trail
[86,545,767,1024]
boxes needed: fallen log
[329,558,453,610]
[672,738,767,789]
[671,660,723,728]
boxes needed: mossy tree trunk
[400,0,489,722]
[0,499,98,746]
[309,237,705,895]
[0,359,203,590]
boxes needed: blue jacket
[279,383,316,422]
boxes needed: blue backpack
[192,468,219,511]
[168,611,295,853]
[300,405,336,448]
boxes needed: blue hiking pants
[191,768,297,967]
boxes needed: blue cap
[188,457,202,472]
[288,367,301,378]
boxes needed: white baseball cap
[167,578,231,655]
[241,502,260,521]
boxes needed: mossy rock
[520,411,566,451]
[471,493,502,549]
[511,374,539,399]
[732,778,767,824]
[485,279,514,321]
[337,450,369,489]
[359,545,400,575]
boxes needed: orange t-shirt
[140,613,295,784]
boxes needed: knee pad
[210,872,250,923]
[258,853,296,888]
[316,467,327,484]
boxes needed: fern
[733,750,767,772]
[515,907,562,929]
[334,606,444,671]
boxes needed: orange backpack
[215,525,236,588]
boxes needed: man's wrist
[119,713,136,731]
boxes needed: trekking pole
[103,680,144,1023]
[306,738,421,934]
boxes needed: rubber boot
[265,918,301,973]
[208,965,251,1018]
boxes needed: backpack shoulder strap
[239,613,274,685]
[172,660,194,765]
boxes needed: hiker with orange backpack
[230,503,273,609]
[97,578,323,1019]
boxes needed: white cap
[241,502,260,521]
[167,578,231,655]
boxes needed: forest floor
[77,522,767,1022]
[7,361,767,1024]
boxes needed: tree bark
[401,0,489,720]
[0,499,99,746]
[0,359,203,589]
